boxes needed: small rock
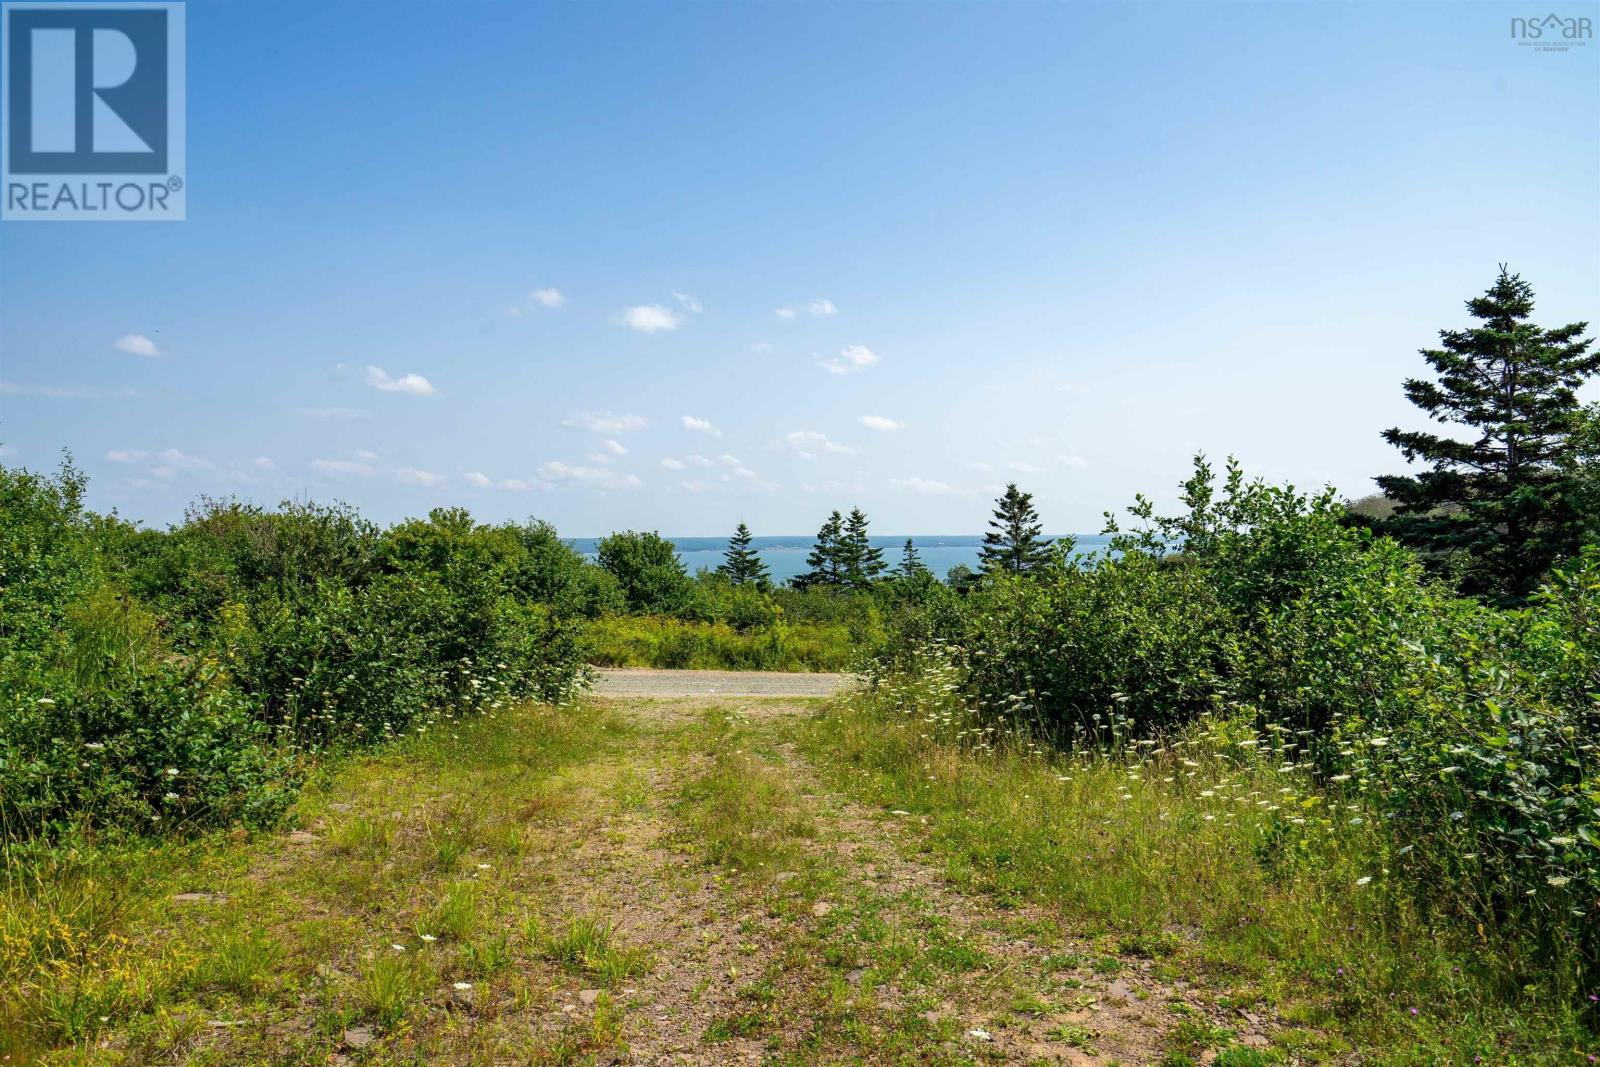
[327,802,352,813]
[561,1004,577,1014]
[811,901,833,917]
[579,988,601,1005]
[173,892,222,904]
[449,984,475,1008]
[1241,1033,1269,1048]
[288,830,318,845]
[968,1027,992,1041]
[342,1026,374,1049]
[846,968,867,984]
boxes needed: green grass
[541,914,653,984]
[585,616,857,671]
[0,698,629,1062]
[796,680,1598,1064]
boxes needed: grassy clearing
[0,699,646,1064]
[585,616,857,671]
[797,678,1595,1064]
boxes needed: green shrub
[872,454,1600,1019]
[0,461,590,843]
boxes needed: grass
[541,914,653,984]
[585,616,857,671]
[7,682,1593,1063]
[0,698,634,1063]
[795,673,1598,1064]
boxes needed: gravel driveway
[592,667,854,698]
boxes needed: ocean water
[568,534,1112,586]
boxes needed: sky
[2,1,1597,536]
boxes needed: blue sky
[2,1,1597,535]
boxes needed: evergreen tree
[895,537,928,578]
[979,483,1052,575]
[840,507,886,587]
[795,511,845,589]
[717,522,770,587]
[1376,266,1597,602]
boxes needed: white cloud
[601,439,628,456]
[682,415,721,436]
[672,291,703,313]
[750,342,774,354]
[1009,461,1044,474]
[355,449,380,461]
[1056,453,1089,469]
[619,304,683,333]
[538,461,642,490]
[676,480,716,493]
[685,454,714,469]
[1,381,139,399]
[365,366,438,396]
[396,467,446,486]
[297,406,369,420]
[777,298,837,319]
[965,461,994,473]
[660,458,686,470]
[1057,383,1085,394]
[891,476,957,495]
[818,344,879,375]
[563,411,647,433]
[786,431,854,459]
[464,471,492,488]
[311,458,375,477]
[115,334,160,357]
[253,457,276,470]
[858,415,902,431]
[106,448,147,463]
[157,448,211,470]
[584,451,614,465]
[508,288,566,316]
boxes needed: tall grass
[804,651,1596,1061]
[585,616,857,671]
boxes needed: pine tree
[895,537,928,578]
[979,483,1052,575]
[795,511,845,589]
[1376,266,1597,602]
[840,507,886,588]
[717,522,770,587]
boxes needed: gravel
[592,668,854,698]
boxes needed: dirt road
[592,666,854,698]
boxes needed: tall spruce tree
[795,511,845,589]
[717,522,770,587]
[841,507,886,587]
[979,483,1052,575]
[895,537,928,578]
[1376,266,1597,602]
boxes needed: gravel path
[592,667,854,698]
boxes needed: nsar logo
[1510,11,1593,50]
[2,2,185,221]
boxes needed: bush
[596,531,693,615]
[0,461,591,843]
[872,455,1600,1018]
